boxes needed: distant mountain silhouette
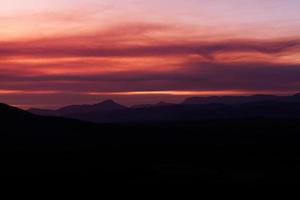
[29,99,127,116]
[182,93,300,104]
[56,101,300,123]
[131,101,174,109]
[26,93,300,123]
[156,101,174,106]
[27,108,59,116]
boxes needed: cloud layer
[0,27,300,108]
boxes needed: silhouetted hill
[156,101,174,106]
[29,99,127,116]
[183,94,278,104]
[29,93,300,123]
[4,102,300,183]
[0,103,34,124]
[182,93,300,105]
[27,108,59,116]
[131,104,154,109]
[1,103,93,137]
[58,99,126,114]
[60,101,300,123]
[131,101,174,109]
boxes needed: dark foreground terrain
[2,103,300,184]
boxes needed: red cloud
[0,22,300,108]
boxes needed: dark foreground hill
[3,103,300,184]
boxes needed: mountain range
[183,93,300,104]
[28,99,126,116]
[27,93,300,123]
[3,96,300,182]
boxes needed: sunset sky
[1,0,300,108]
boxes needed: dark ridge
[27,108,59,116]
[181,93,300,105]
[5,101,300,183]
[61,101,300,123]
[156,101,174,106]
[93,99,127,109]
[3,101,300,183]
[131,101,173,109]
[29,99,127,116]
[0,103,33,119]
[27,92,300,123]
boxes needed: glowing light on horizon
[86,90,288,96]
[0,89,62,95]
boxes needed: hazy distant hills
[29,99,126,117]
[62,101,300,123]
[27,93,300,123]
[131,101,174,108]
[182,93,300,104]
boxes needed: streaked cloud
[0,0,300,108]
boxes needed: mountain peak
[94,100,127,110]
[97,99,118,105]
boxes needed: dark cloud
[1,62,300,92]
[0,35,299,58]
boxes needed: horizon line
[6,90,300,110]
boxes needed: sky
[0,0,300,108]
